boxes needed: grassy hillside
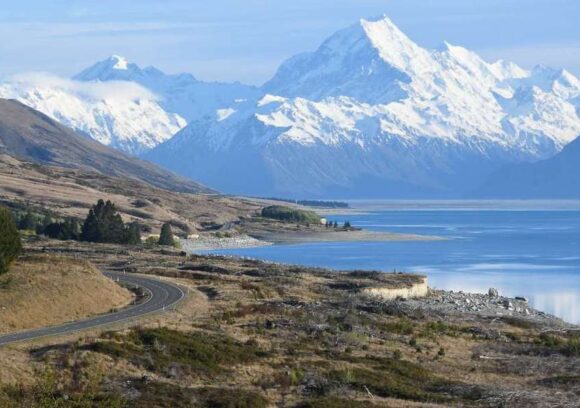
[0,254,132,334]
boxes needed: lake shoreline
[180,228,444,252]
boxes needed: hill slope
[0,153,260,235]
[0,99,209,194]
[475,135,580,198]
[0,254,132,335]
[146,16,580,198]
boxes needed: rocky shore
[179,234,272,252]
[403,288,570,328]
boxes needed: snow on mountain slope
[146,15,580,198]
[74,55,260,122]
[0,72,185,155]
[0,55,258,155]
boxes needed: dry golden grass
[0,254,132,335]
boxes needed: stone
[488,288,499,298]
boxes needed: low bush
[87,328,267,376]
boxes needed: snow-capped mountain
[0,55,258,155]
[74,55,259,122]
[0,71,186,155]
[145,16,580,198]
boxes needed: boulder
[488,288,499,298]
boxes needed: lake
[210,201,580,324]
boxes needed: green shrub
[87,328,267,376]
[298,397,379,408]
[0,206,22,275]
[127,381,268,408]
[261,205,320,224]
[329,358,452,403]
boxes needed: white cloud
[5,72,159,101]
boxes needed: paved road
[0,272,185,347]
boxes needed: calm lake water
[211,201,580,324]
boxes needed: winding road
[0,272,185,347]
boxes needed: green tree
[0,206,22,274]
[81,200,126,243]
[124,222,142,245]
[158,222,174,246]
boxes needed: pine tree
[125,222,142,245]
[158,222,174,246]
[0,206,22,274]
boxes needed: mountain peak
[358,15,431,74]
[73,55,144,81]
[107,55,129,70]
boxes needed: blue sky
[1,0,579,84]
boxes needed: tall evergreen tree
[125,222,142,245]
[0,206,22,274]
[158,222,174,246]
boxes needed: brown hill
[0,254,132,335]
[0,98,209,194]
[0,153,261,234]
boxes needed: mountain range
[476,135,580,198]
[1,15,579,198]
[0,56,257,155]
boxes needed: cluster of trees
[80,200,141,244]
[16,210,80,240]
[0,206,22,274]
[262,197,349,209]
[325,220,352,229]
[261,205,321,224]
[10,199,180,247]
